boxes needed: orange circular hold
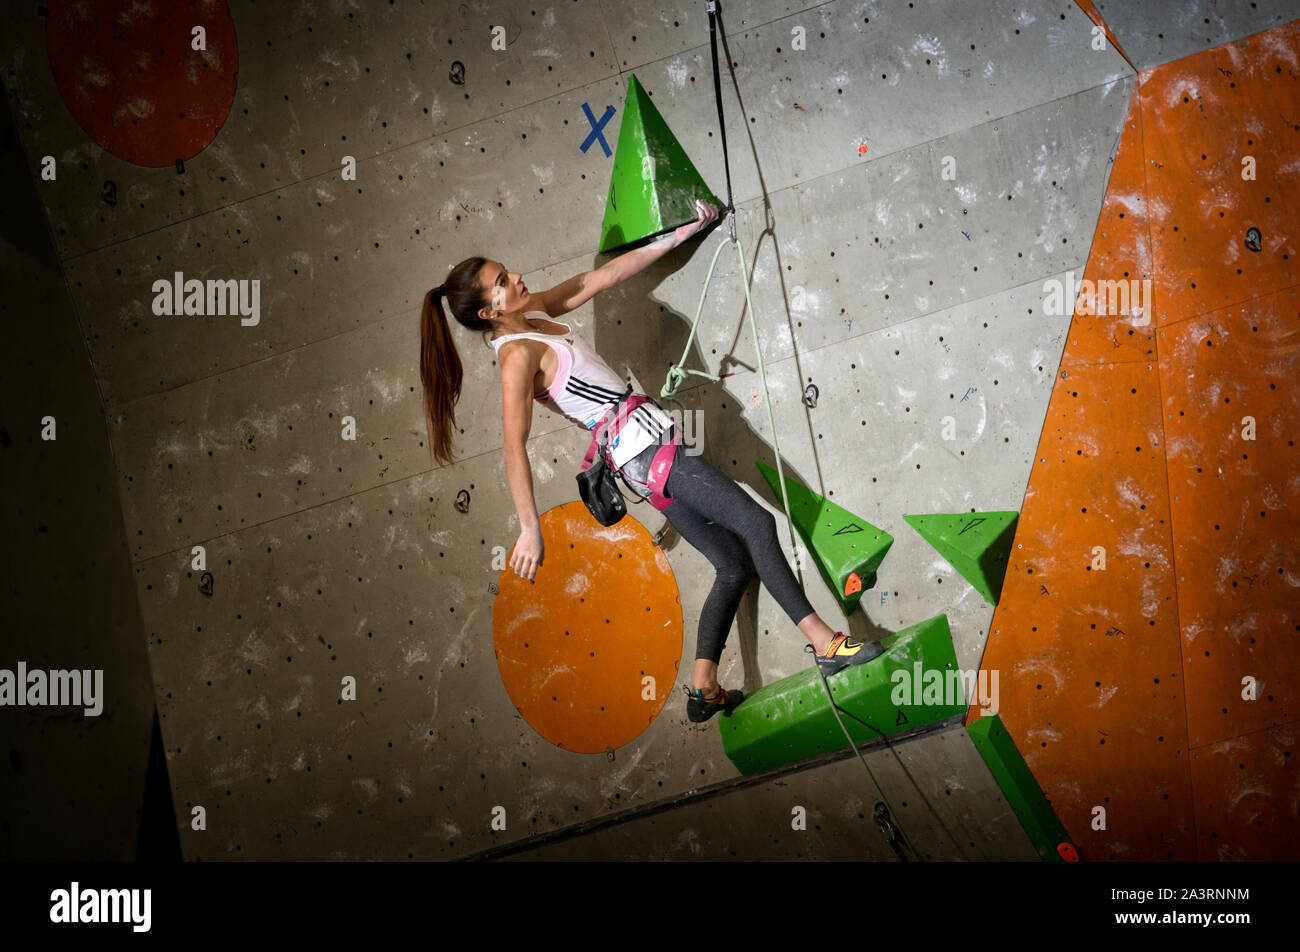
[45,0,239,167]
[493,502,682,753]
[844,572,862,596]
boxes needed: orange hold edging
[976,21,1300,861]
[492,502,682,754]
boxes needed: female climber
[418,200,882,724]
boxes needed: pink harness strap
[580,393,681,512]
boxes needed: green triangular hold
[719,614,963,776]
[903,511,1018,605]
[598,74,723,253]
[754,460,892,616]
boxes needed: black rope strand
[701,0,971,863]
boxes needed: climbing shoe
[683,684,745,723]
[811,632,884,677]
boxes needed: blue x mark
[580,103,616,157]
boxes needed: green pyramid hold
[719,614,963,776]
[598,73,723,253]
[755,460,892,616]
[903,511,1018,605]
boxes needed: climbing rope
[659,0,939,861]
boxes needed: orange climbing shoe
[683,684,745,723]
[812,631,884,677]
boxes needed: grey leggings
[623,433,815,664]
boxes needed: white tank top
[489,319,675,469]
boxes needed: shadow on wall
[0,82,176,861]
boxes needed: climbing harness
[577,385,682,525]
[661,0,961,862]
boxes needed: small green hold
[754,460,892,616]
[903,511,1018,605]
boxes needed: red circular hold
[45,0,239,167]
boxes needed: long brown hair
[419,256,492,467]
